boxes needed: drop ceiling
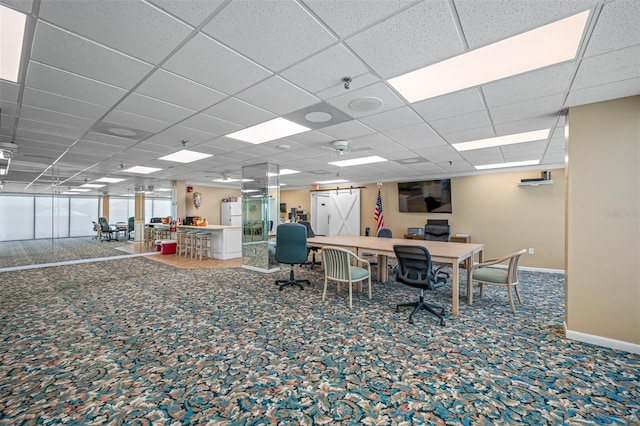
[0,0,638,196]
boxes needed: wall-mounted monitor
[398,179,452,213]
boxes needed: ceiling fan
[322,140,373,156]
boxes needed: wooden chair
[468,249,527,313]
[321,246,372,308]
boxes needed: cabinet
[221,201,241,226]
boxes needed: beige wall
[281,170,565,269]
[566,96,640,345]
[179,184,241,225]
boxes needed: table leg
[452,260,459,316]
[378,255,388,282]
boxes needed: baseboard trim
[0,251,159,273]
[480,264,564,274]
[242,265,280,273]
[565,327,640,355]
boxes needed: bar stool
[155,227,170,241]
[194,232,212,260]
[176,230,188,256]
[144,226,153,247]
[185,230,199,258]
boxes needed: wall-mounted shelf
[518,180,553,187]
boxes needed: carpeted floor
[0,240,638,424]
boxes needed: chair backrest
[299,221,315,238]
[322,247,356,281]
[393,245,445,289]
[507,249,527,284]
[275,223,308,265]
[377,228,393,238]
[424,224,450,242]
[98,217,110,232]
[128,216,135,231]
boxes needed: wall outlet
[528,248,535,255]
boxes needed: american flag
[374,188,384,234]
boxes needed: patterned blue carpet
[0,239,638,424]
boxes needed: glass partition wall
[241,163,280,272]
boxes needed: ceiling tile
[25,62,127,107]
[440,126,496,144]
[0,81,20,103]
[304,0,416,38]
[413,88,485,121]
[383,123,447,150]
[565,77,640,107]
[482,62,576,108]
[22,88,108,121]
[583,0,640,57]
[358,106,424,132]
[145,125,216,148]
[236,76,319,116]
[327,82,405,118]
[19,105,95,131]
[489,94,565,124]
[572,45,640,90]
[38,0,192,64]
[163,33,271,94]
[429,110,492,134]
[202,98,276,127]
[17,117,86,139]
[179,113,242,136]
[116,93,196,124]
[31,22,153,89]
[456,0,597,49]
[318,120,375,140]
[102,110,169,133]
[202,0,337,72]
[280,44,370,94]
[345,1,463,78]
[136,69,228,111]
[148,0,226,27]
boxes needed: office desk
[307,235,484,316]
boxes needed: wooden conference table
[306,235,484,316]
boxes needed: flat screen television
[398,179,452,213]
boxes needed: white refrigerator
[221,201,241,226]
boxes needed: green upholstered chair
[468,249,527,313]
[321,246,371,308]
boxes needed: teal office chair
[275,223,311,290]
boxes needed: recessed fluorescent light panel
[226,117,310,144]
[69,188,91,192]
[80,184,106,188]
[475,159,540,170]
[267,169,300,177]
[453,129,550,152]
[158,149,212,163]
[0,5,26,82]
[96,177,126,183]
[315,179,349,184]
[329,156,388,167]
[388,11,589,103]
[123,166,161,174]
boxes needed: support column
[134,193,145,243]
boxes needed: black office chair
[127,216,135,240]
[393,245,448,325]
[275,223,311,290]
[423,224,451,242]
[299,221,322,269]
[98,217,117,241]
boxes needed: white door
[329,189,360,236]
[311,193,331,236]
